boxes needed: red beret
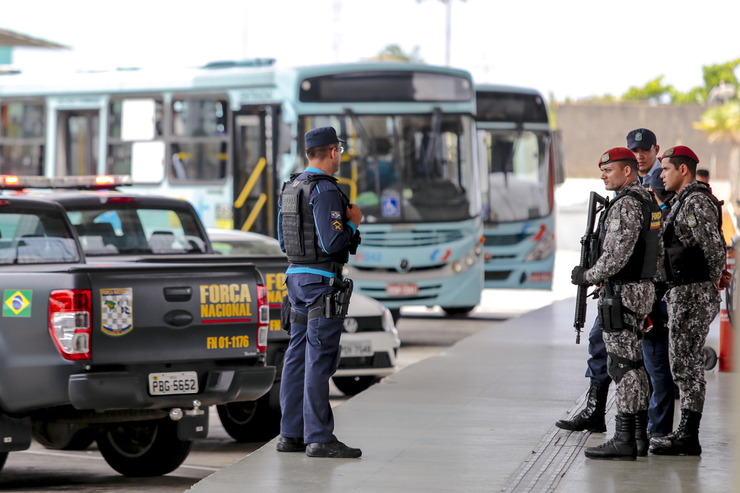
[598,147,636,167]
[661,145,699,164]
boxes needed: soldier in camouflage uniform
[650,146,725,456]
[571,147,662,460]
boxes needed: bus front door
[56,110,99,177]
[232,106,280,237]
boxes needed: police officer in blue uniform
[276,126,363,459]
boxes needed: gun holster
[323,277,353,319]
[599,282,624,333]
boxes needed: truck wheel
[332,376,378,396]
[33,421,95,451]
[442,306,476,317]
[96,419,192,477]
[0,452,7,473]
[217,392,280,442]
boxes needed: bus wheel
[442,306,476,317]
[216,392,280,442]
[96,419,192,477]
[0,452,7,474]
[332,376,378,396]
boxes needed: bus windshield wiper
[344,109,382,197]
[421,107,443,180]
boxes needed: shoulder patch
[332,220,342,231]
[609,218,620,232]
[331,211,341,219]
[686,214,697,228]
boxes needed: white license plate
[149,372,198,396]
[386,283,419,297]
[340,341,373,357]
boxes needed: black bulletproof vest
[596,188,661,282]
[663,184,723,285]
[280,173,350,266]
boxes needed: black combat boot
[556,385,608,432]
[635,410,648,457]
[649,409,702,456]
[584,412,637,460]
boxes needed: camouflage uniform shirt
[585,180,663,328]
[664,180,725,305]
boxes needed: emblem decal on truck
[3,290,32,317]
[101,288,133,336]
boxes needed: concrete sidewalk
[186,298,735,492]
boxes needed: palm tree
[694,100,740,206]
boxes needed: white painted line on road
[20,450,105,460]
[19,449,223,472]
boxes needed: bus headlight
[452,261,463,272]
[525,233,555,262]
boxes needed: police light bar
[0,175,53,190]
[0,175,132,191]
[48,175,132,190]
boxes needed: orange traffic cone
[720,306,732,372]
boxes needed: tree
[699,59,740,101]
[622,76,674,103]
[366,44,424,63]
[694,100,740,205]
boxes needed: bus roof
[0,61,278,98]
[474,83,543,97]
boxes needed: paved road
[0,315,500,492]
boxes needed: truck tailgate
[129,255,290,339]
[71,262,265,365]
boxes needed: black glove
[571,266,590,286]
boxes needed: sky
[3,0,740,102]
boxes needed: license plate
[149,372,198,396]
[340,341,373,357]
[386,283,418,297]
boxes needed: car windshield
[0,210,79,264]
[211,238,284,256]
[477,129,552,223]
[299,113,478,224]
[66,207,208,255]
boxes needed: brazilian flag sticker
[3,290,32,317]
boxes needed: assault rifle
[574,191,608,344]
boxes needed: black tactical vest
[663,184,723,285]
[280,173,350,266]
[596,188,661,282]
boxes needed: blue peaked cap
[305,126,346,149]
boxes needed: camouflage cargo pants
[667,299,719,413]
[602,328,650,414]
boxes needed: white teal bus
[0,59,282,235]
[475,84,556,290]
[0,61,484,315]
[288,65,484,317]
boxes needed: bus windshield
[301,113,477,224]
[478,129,551,223]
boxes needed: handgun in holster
[324,277,353,319]
[598,281,624,332]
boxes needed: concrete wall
[555,103,733,180]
